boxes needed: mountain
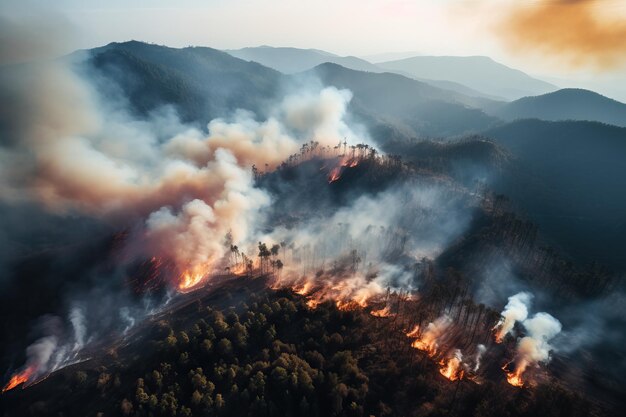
[79,42,503,139]
[224,46,383,74]
[361,50,422,63]
[491,88,626,127]
[483,119,626,269]
[304,63,500,138]
[83,41,283,124]
[226,47,502,101]
[377,56,557,100]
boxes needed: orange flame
[370,306,392,317]
[178,263,211,291]
[292,282,314,296]
[328,167,342,183]
[493,325,506,343]
[2,365,36,393]
[327,157,358,183]
[228,263,248,276]
[439,355,465,381]
[405,325,419,337]
[405,318,451,357]
[502,360,526,387]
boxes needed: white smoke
[69,306,86,352]
[120,307,135,334]
[24,335,58,378]
[473,344,487,372]
[493,292,532,342]
[263,182,474,303]
[510,312,562,379]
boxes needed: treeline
[253,140,405,180]
[474,193,616,298]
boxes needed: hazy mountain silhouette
[492,88,626,127]
[226,46,504,101]
[378,56,557,100]
[225,46,383,74]
[79,42,504,138]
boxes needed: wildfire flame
[370,306,392,317]
[327,157,359,183]
[292,282,314,296]
[439,352,465,381]
[502,360,526,387]
[328,167,342,183]
[405,317,451,357]
[2,365,36,393]
[178,263,212,291]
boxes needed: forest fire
[406,316,452,357]
[2,366,35,393]
[503,361,525,387]
[327,156,359,183]
[370,306,392,317]
[292,282,314,296]
[178,263,212,291]
[439,352,465,381]
[328,167,342,183]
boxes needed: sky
[1,0,626,100]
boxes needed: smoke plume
[498,0,626,70]
[493,292,532,342]
[506,312,562,386]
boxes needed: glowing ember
[328,167,342,183]
[292,282,314,296]
[306,298,320,309]
[327,156,359,183]
[2,366,36,393]
[370,306,392,317]
[178,263,211,290]
[405,325,420,338]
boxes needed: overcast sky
[2,0,626,100]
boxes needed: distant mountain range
[224,46,548,101]
[82,42,502,138]
[377,55,557,100]
[491,88,626,127]
[225,46,383,74]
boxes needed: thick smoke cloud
[497,0,626,70]
[0,41,362,284]
[262,181,475,304]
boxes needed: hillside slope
[84,41,283,124]
[491,89,626,127]
[483,119,626,268]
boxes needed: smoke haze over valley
[1,1,625,417]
